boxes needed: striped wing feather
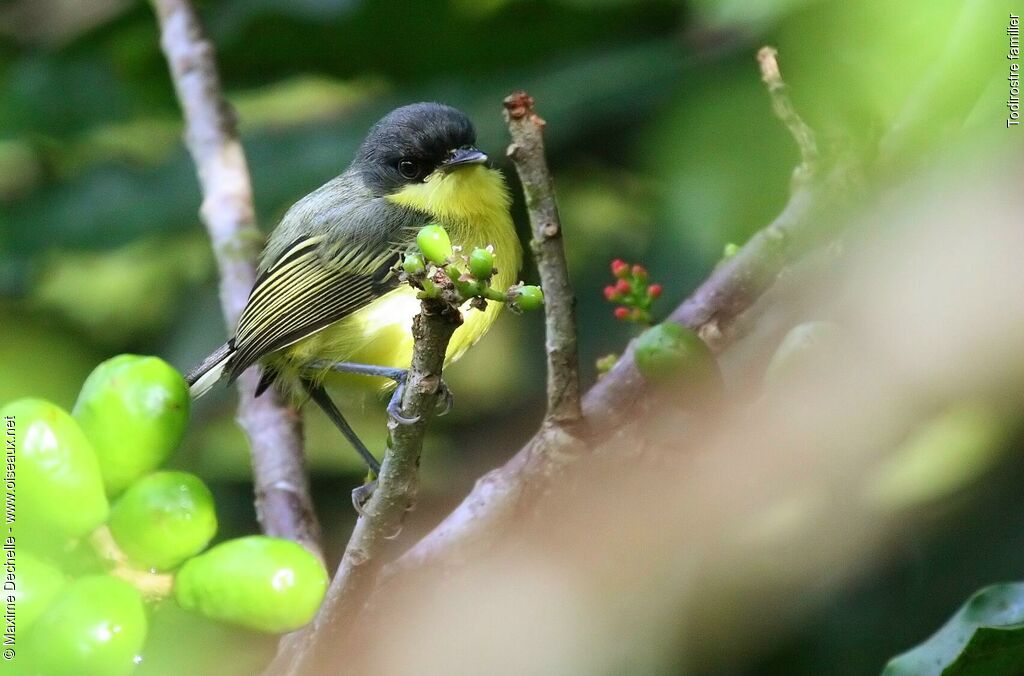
[226,235,402,381]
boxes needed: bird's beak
[441,147,488,171]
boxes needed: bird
[186,102,522,487]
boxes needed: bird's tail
[186,342,233,399]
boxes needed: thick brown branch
[504,92,582,426]
[268,302,462,676]
[149,0,321,559]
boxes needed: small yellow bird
[187,102,522,481]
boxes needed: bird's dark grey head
[354,102,484,196]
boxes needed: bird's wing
[225,232,407,381]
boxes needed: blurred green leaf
[231,74,385,130]
[885,584,1024,676]
[1,54,133,137]
[0,308,103,408]
[689,0,820,29]
[945,626,1024,676]
[208,0,683,84]
[30,234,214,344]
[3,39,686,267]
[864,406,1006,512]
[643,57,794,262]
[0,138,43,200]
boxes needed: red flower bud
[614,279,631,295]
[611,259,629,278]
[613,307,630,320]
[603,285,618,301]
[648,283,663,298]
[632,264,647,280]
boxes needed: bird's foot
[352,480,378,516]
[306,360,454,425]
[386,372,454,424]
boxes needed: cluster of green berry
[402,225,544,312]
[4,356,326,676]
[603,259,662,326]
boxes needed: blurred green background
[1,0,1019,673]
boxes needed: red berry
[603,286,618,301]
[611,259,629,278]
[614,279,631,295]
[614,307,630,320]
[648,284,663,298]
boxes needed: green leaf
[884,584,1024,676]
[944,625,1024,675]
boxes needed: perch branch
[268,301,462,676]
[504,91,583,426]
[150,0,322,559]
[390,55,850,573]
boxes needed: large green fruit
[109,471,218,571]
[175,536,327,633]
[28,575,147,676]
[633,323,722,408]
[1,398,108,543]
[12,551,67,634]
[73,355,190,495]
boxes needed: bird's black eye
[397,158,423,180]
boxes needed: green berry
[468,247,495,280]
[402,253,425,275]
[174,535,328,633]
[416,225,453,266]
[108,471,218,571]
[1,398,108,543]
[28,575,147,676]
[513,285,544,312]
[73,355,190,495]
[13,551,67,634]
[633,323,722,407]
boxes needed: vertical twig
[504,92,583,426]
[268,302,462,676]
[149,0,322,559]
[757,46,819,175]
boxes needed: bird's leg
[305,360,454,424]
[302,379,379,513]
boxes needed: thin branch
[504,92,583,426]
[149,0,322,559]
[267,301,462,676]
[757,46,818,175]
[389,56,851,574]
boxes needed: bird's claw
[387,380,421,424]
[436,381,454,416]
[351,480,378,516]
[387,376,454,424]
